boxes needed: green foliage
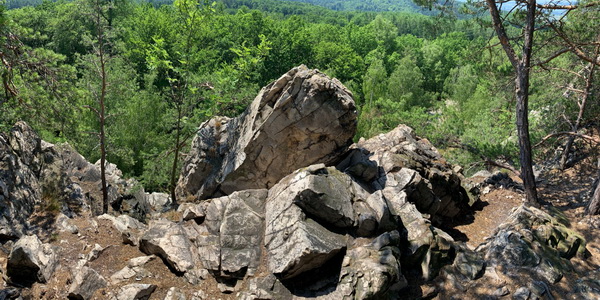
[3,0,593,192]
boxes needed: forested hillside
[241,0,428,12]
[1,0,598,196]
[6,0,430,13]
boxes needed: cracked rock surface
[176,65,357,200]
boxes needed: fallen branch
[535,131,600,147]
[447,142,521,176]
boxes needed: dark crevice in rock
[278,248,347,297]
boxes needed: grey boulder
[67,266,107,300]
[176,65,357,200]
[338,231,407,300]
[189,190,267,279]
[265,166,348,279]
[139,219,197,274]
[114,284,157,300]
[6,235,57,285]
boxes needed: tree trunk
[100,73,108,215]
[98,0,109,215]
[169,103,182,207]
[586,172,600,215]
[516,0,538,205]
[486,0,539,205]
[515,63,539,205]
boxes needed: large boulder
[6,235,57,285]
[286,164,357,229]
[477,205,585,284]
[353,124,472,220]
[0,122,43,239]
[188,189,267,279]
[338,231,407,300]
[435,205,589,299]
[176,65,357,200]
[265,165,349,280]
[139,219,197,274]
[67,266,107,300]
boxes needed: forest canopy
[1,0,598,196]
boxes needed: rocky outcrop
[0,122,43,239]
[0,121,158,241]
[352,124,472,220]
[67,266,107,300]
[184,190,266,279]
[176,65,357,200]
[162,67,475,296]
[7,66,595,300]
[479,205,585,282]
[6,235,57,286]
[265,166,349,279]
[338,231,407,299]
[435,205,592,299]
[139,219,197,274]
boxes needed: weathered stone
[115,284,157,300]
[353,200,379,237]
[139,219,196,274]
[8,121,42,172]
[219,190,266,278]
[110,266,137,283]
[191,290,207,300]
[67,266,107,300]
[265,168,348,279]
[473,205,588,294]
[493,286,510,297]
[0,123,42,239]
[0,287,20,300]
[128,255,156,267]
[56,213,79,234]
[176,65,357,200]
[109,254,154,282]
[237,274,292,300]
[382,188,455,280]
[513,286,531,300]
[163,287,186,300]
[190,190,266,279]
[336,148,379,183]
[338,231,407,300]
[7,235,57,285]
[358,124,471,219]
[86,243,105,262]
[178,203,205,223]
[286,165,356,228]
[452,249,486,280]
[146,192,171,211]
[99,214,147,246]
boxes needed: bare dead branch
[536,1,600,10]
[535,131,600,147]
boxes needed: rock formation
[1,66,597,300]
[6,235,57,286]
[176,65,357,200]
